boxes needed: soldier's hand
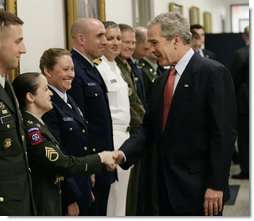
[98,151,116,171]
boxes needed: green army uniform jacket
[0,81,35,215]
[115,57,145,133]
[139,58,160,106]
[22,111,102,216]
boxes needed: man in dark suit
[114,12,237,216]
[67,18,116,216]
[230,26,249,179]
[0,11,35,215]
[190,24,216,59]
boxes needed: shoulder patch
[28,127,43,145]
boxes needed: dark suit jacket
[0,81,35,215]
[230,45,249,115]
[202,48,216,60]
[42,90,93,214]
[23,111,101,215]
[68,49,116,185]
[120,53,237,213]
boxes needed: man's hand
[98,151,116,171]
[203,188,223,216]
[66,202,79,216]
[113,150,124,164]
[90,174,95,188]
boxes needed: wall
[153,0,248,33]
[17,0,66,73]
[106,0,133,24]
[16,0,248,73]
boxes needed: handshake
[98,151,124,171]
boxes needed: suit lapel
[66,95,87,125]
[71,49,107,90]
[163,54,201,132]
[51,90,86,126]
[0,82,16,113]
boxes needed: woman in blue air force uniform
[39,48,101,216]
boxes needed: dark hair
[12,72,41,109]
[190,30,201,40]
[190,24,204,31]
[103,21,119,29]
[39,48,71,74]
[0,9,23,29]
[118,23,134,33]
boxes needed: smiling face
[147,24,176,66]
[103,27,121,61]
[119,30,136,59]
[31,74,53,116]
[44,55,75,93]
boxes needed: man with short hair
[114,12,237,216]
[190,24,216,59]
[68,17,116,216]
[0,10,35,215]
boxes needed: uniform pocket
[0,119,22,156]
[84,85,102,98]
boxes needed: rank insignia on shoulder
[45,146,59,162]
[28,127,43,145]
[27,120,33,124]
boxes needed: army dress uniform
[115,57,145,215]
[22,111,102,216]
[0,80,35,216]
[115,57,145,133]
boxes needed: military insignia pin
[0,102,5,110]
[3,138,12,149]
[45,146,59,161]
[128,88,133,96]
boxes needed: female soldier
[12,72,115,216]
[39,48,103,216]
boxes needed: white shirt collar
[73,48,96,67]
[0,75,5,88]
[49,85,67,103]
[175,48,195,76]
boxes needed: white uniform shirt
[97,55,130,127]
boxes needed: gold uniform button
[69,128,73,131]
[95,93,98,96]
[6,124,10,129]
[84,146,88,151]
[92,148,96,152]
[0,197,4,202]
[82,129,86,133]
